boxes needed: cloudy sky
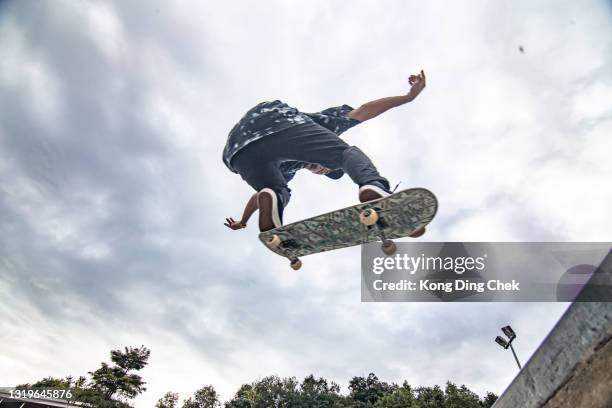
[1,0,611,406]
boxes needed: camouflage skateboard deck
[258,188,438,269]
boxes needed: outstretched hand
[407,70,426,100]
[224,217,245,230]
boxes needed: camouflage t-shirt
[222,100,360,177]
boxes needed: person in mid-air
[223,70,427,233]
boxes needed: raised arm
[224,193,258,230]
[347,70,426,122]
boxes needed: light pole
[494,325,522,370]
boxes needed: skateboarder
[224,70,427,232]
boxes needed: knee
[342,146,364,156]
[341,146,366,165]
[259,186,291,208]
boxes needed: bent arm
[347,95,412,122]
[347,70,426,122]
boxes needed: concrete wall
[492,251,612,408]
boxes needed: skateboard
[258,188,438,270]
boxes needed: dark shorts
[232,122,348,187]
[231,121,389,220]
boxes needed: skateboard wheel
[290,259,302,270]
[382,240,397,255]
[267,234,281,249]
[409,227,426,238]
[359,209,379,226]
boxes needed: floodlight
[495,326,522,370]
[502,325,516,340]
[495,336,509,349]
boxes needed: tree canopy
[20,346,497,408]
[18,345,150,408]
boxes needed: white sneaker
[359,184,390,203]
[258,188,282,231]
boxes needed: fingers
[408,72,426,86]
[408,71,426,90]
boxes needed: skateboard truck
[266,235,303,270]
[359,209,397,256]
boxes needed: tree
[182,385,221,408]
[480,392,498,408]
[87,345,150,404]
[296,375,346,407]
[156,392,179,408]
[17,376,72,389]
[374,382,416,408]
[17,345,150,408]
[224,376,301,407]
[224,375,347,408]
[414,385,445,408]
[224,383,256,408]
[348,373,394,406]
[443,382,481,408]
